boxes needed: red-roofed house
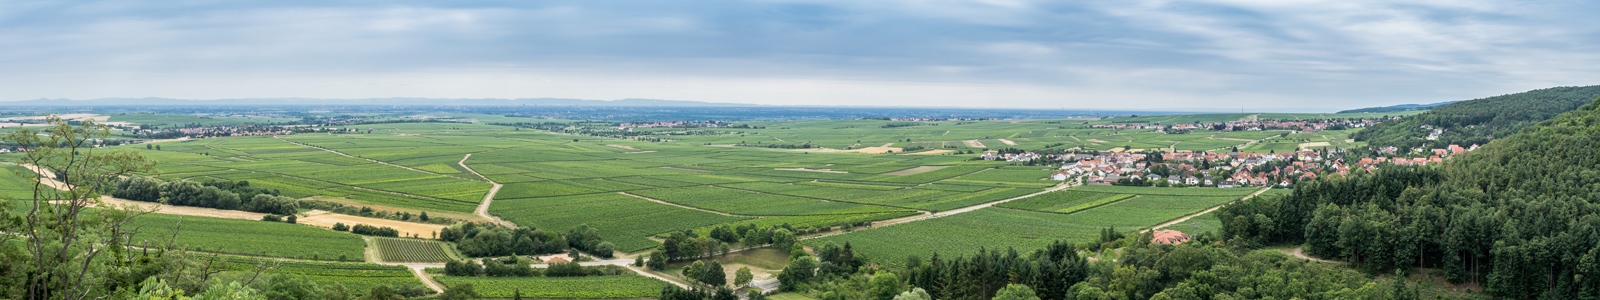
[1151,230,1191,244]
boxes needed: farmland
[816,185,1265,265]
[129,213,368,261]
[218,256,424,292]
[433,275,669,298]
[374,237,458,263]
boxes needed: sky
[0,0,1596,111]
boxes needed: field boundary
[1143,187,1271,233]
[617,192,763,217]
[459,153,515,228]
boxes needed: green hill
[1222,96,1600,298]
[1350,85,1600,149]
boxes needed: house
[1051,172,1069,181]
[1151,230,1191,244]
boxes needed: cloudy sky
[1,0,1596,111]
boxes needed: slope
[1350,85,1600,149]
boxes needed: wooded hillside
[1350,85,1600,149]
[1222,96,1600,299]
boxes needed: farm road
[457,153,515,228]
[1144,187,1271,234]
[273,136,462,180]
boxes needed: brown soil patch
[606,144,640,150]
[96,197,269,219]
[1298,142,1330,148]
[998,139,1017,146]
[964,140,985,148]
[773,168,848,174]
[1086,139,1110,143]
[901,149,954,155]
[299,211,447,238]
[303,196,483,221]
[661,166,712,173]
[848,146,902,154]
[882,166,948,176]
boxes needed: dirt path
[942,130,950,136]
[1144,187,1270,233]
[458,154,514,228]
[619,192,756,217]
[275,136,469,181]
[806,182,1079,239]
[1284,247,1345,264]
[411,268,445,293]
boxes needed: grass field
[434,275,668,298]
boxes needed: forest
[1351,85,1600,149]
[1223,97,1600,299]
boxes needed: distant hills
[1336,100,1461,113]
[0,97,765,107]
[1350,85,1600,149]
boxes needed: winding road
[457,153,514,228]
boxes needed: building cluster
[1092,118,1383,132]
[978,151,1041,162]
[1040,144,1477,188]
[617,121,727,129]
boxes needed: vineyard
[219,256,423,292]
[129,213,367,261]
[997,190,1135,214]
[374,237,457,263]
[434,275,668,298]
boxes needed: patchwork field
[816,185,1265,265]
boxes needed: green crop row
[375,237,455,263]
[490,193,749,252]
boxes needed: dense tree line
[1222,97,1600,299]
[443,258,627,277]
[438,222,613,258]
[654,224,798,263]
[1352,85,1600,149]
[765,235,1421,300]
[114,177,298,215]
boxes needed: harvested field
[882,166,949,176]
[998,139,1017,145]
[773,168,848,174]
[606,144,639,150]
[299,211,446,238]
[902,150,954,155]
[964,140,985,147]
[1299,142,1330,148]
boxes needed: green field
[997,190,1134,213]
[818,186,1263,265]
[129,213,367,261]
[218,257,422,292]
[375,237,457,263]
[433,275,668,298]
[490,193,750,252]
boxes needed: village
[982,142,1478,188]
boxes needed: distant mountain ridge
[0,97,764,107]
[1336,100,1460,113]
